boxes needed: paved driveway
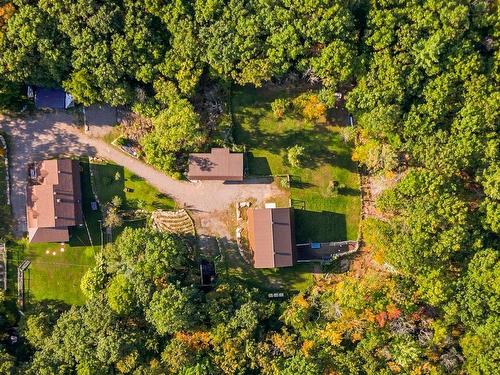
[0,112,281,238]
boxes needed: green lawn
[79,160,103,246]
[91,163,175,211]
[233,86,361,242]
[9,241,95,306]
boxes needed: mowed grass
[10,241,95,306]
[233,86,361,242]
[91,163,175,211]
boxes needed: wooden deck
[296,241,357,262]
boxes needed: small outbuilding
[247,207,296,268]
[200,259,216,287]
[187,148,243,181]
[28,86,74,110]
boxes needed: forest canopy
[0,0,498,374]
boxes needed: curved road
[0,111,280,237]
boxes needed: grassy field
[233,86,361,242]
[7,161,99,306]
[91,162,175,211]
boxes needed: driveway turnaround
[0,112,280,237]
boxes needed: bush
[111,195,123,208]
[115,137,127,147]
[318,88,338,108]
[328,180,346,196]
[171,171,183,180]
[352,140,399,173]
[104,205,123,229]
[279,176,289,189]
[328,180,339,195]
[292,93,326,121]
[340,126,356,143]
[287,145,305,168]
[114,171,121,182]
[271,98,289,119]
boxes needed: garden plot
[151,209,195,236]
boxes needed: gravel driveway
[0,112,281,238]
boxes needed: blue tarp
[34,88,67,109]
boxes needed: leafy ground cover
[233,86,361,242]
[90,162,175,211]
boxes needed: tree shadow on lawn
[246,154,272,175]
[290,175,316,189]
[333,149,358,173]
[294,209,347,243]
[72,160,103,247]
[338,186,361,196]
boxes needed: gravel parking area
[0,111,281,237]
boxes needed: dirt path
[0,112,281,237]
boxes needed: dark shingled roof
[34,88,67,109]
[247,207,295,268]
[187,148,243,181]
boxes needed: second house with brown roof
[26,159,83,243]
[247,207,296,268]
[187,148,244,181]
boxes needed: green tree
[0,4,71,85]
[142,98,204,174]
[107,274,136,315]
[461,317,500,375]
[146,284,200,335]
[458,249,500,329]
[0,348,15,374]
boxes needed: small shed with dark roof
[187,148,243,181]
[200,259,216,287]
[30,87,74,109]
[247,207,296,268]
